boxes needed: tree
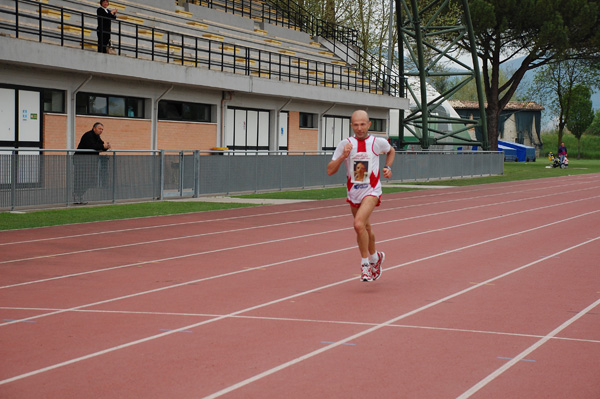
[455,0,600,150]
[566,85,595,158]
[587,110,600,135]
[527,57,600,152]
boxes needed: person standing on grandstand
[97,0,117,53]
[327,110,395,282]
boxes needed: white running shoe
[361,263,373,282]
[371,251,385,281]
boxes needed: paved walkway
[170,184,453,205]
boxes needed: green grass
[1,159,599,231]
[0,202,256,231]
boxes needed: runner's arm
[327,142,352,176]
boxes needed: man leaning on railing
[73,122,112,204]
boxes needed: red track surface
[1,174,599,398]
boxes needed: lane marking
[159,329,193,333]
[457,297,600,399]
[2,319,36,323]
[200,237,600,399]
[496,356,536,362]
[2,193,599,291]
[4,306,600,344]
[321,341,356,346]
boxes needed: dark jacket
[558,145,567,156]
[97,7,116,34]
[77,129,106,153]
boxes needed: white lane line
[200,236,600,399]
[4,306,600,344]
[455,297,600,399]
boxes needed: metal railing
[189,0,358,45]
[0,0,400,95]
[1,148,503,211]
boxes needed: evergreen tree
[566,85,595,159]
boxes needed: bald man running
[327,110,395,282]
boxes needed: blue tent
[498,141,536,162]
[498,144,518,162]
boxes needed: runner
[327,109,395,282]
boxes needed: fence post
[159,150,165,201]
[255,153,258,193]
[226,151,231,195]
[66,150,72,206]
[10,150,17,211]
[179,151,184,197]
[112,152,117,203]
[193,150,200,198]
[302,152,306,189]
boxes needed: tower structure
[396,0,488,150]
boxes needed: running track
[1,174,599,398]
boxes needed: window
[225,108,270,151]
[370,118,385,132]
[76,92,144,118]
[42,89,65,113]
[299,112,316,128]
[322,116,350,150]
[158,100,212,122]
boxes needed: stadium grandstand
[0,0,408,152]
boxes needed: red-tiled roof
[448,100,544,111]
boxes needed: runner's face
[351,113,371,140]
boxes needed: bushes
[541,131,600,159]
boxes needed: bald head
[351,110,371,140]
[351,110,369,123]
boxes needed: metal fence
[0,149,503,210]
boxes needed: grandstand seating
[0,0,398,95]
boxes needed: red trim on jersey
[357,138,366,152]
[370,168,380,188]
